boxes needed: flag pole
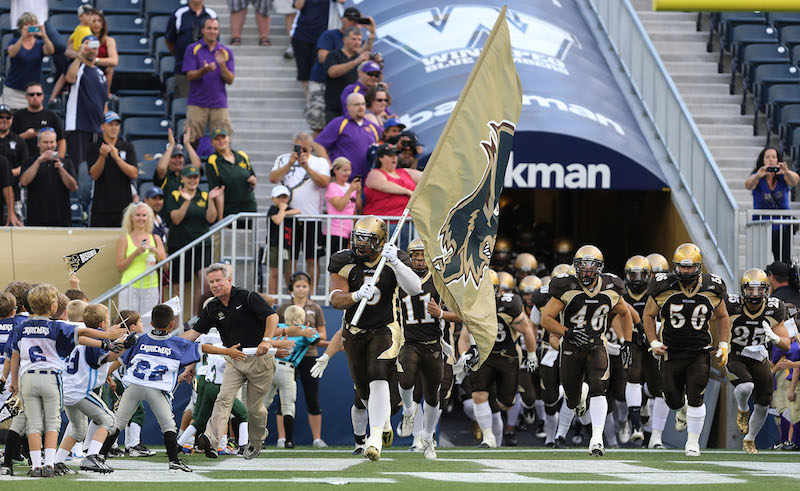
[350,207,411,327]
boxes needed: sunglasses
[375,98,388,102]
[26,92,43,97]
[0,116,11,120]
[367,72,382,78]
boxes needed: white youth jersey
[62,344,112,406]
[13,316,78,374]
[198,331,224,384]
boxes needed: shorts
[293,220,326,259]
[342,324,401,403]
[171,240,213,283]
[726,353,773,407]
[440,362,454,407]
[228,0,270,16]
[660,350,710,409]
[268,244,291,269]
[291,38,316,81]
[273,0,295,14]
[470,349,519,408]
[397,341,444,406]
[627,342,661,397]
[776,374,800,423]
[558,339,609,409]
[186,106,232,142]
[304,81,326,131]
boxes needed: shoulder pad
[327,249,355,274]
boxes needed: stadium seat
[713,11,768,54]
[95,0,143,15]
[123,116,171,140]
[106,14,146,35]
[153,36,171,61]
[132,139,168,162]
[48,14,79,36]
[148,15,170,38]
[115,34,151,55]
[159,55,175,84]
[0,0,8,13]
[763,84,800,140]
[117,95,167,117]
[724,24,778,73]
[171,97,187,125]
[111,54,158,91]
[144,0,186,17]
[746,63,800,116]
[768,12,800,31]
[70,196,85,227]
[792,126,800,162]
[736,43,788,95]
[49,0,92,15]
[137,158,160,183]
[0,13,11,35]
[781,26,800,51]
[778,104,800,154]
[793,45,800,67]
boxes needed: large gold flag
[408,6,522,368]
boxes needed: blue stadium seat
[132,139,168,162]
[118,95,167,117]
[713,11,768,53]
[49,0,92,15]
[123,116,171,140]
[159,55,175,84]
[763,84,800,140]
[747,63,800,116]
[115,34,151,55]
[737,44,790,95]
[48,14,79,36]
[0,0,9,13]
[0,13,13,35]
[781,26,800,51]
[70,196,85,227]
[153,35,171,61]
[111,54,158,91]
[95,0,143,15]
[148,15,169,38]
[769,13,800,31]
[792,126,800,162]
[793,45,800,66]
[171,97,187,124]
[144,0,186,17]
[725,24,778,73]
[778,104,800,153]
[137,158,160,183]
[106,14,146,35]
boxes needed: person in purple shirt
[339,61,381,115]
[183,18,235,149]
[315,93,379,183]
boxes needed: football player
[490,236,514,272]
[540,245,633,456]
[513,253,539,285]
[646,253,669,274]
[397,239,459,459]
[326,216,422,461]
[469,269,537,448]
[726,268,791,454]
[643,243,730,457]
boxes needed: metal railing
[586,0,740,280]
[744,209,800,269]
[93,212,414,322]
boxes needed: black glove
[463,345,479,370]
[620,341,634,369]
[564,328,591,347]
[123,334,137,349]
[633,322,646,346]
[0,378,5,394]
[101,338,125,353]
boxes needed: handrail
[744,209,800,269]
[586,0,740,280]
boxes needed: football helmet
[573,245,604,286]
[488,268,500,296]
[551,263,572,276]
[492,235,513,266]
[351,216,387,259]
[624,255,652,293]
[0,394,23,423]
[497,271,516,292]
[740,268,769,305]
[673,243,703,285]
[553,237,575,265]
[514,253,538,274]
[646,253,669,273]
[519,275,543,293]
[407,239,427,276]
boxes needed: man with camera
[65,35,108,169]
[19,128,77,226]
[269,132,332,288]
[323,27,372,124]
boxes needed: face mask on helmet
[410,250,427,276]
[352,230,379,258]
[574,258,602,286]
[625,270,650,292]
[674,262,701,285]
[742,283,767,305]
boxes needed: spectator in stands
[87,112,138,228]
[0,154,21,226]
[324,26,372,123]
[267,185,301,295]
[12,82,66,157]
[65,35,108,168]
[154,128,203,198]
[19,128,78,226]
[315,92,380,182]
[766,261,800,309]
[88,10,118,100]
[745,147,800,263]
[228,0,271,46]
[143,186,168,244]
[166,0,218,99]
[381,118,405,141]
[290,0,330,93]
[269,131,331,285]
[325,157,362,252]
[339,61,380,116]
[184,18,235,148]
[116,202,167,313]
[68,5,95,53]
[0,104,28,226]
[395,130,424,170]
[3,12,55,110]
[206,128,256,221]
[364,84,391,128]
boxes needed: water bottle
[146,253,156,269]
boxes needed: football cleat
[478,432,497,448]
[29,467,42,478]
[81,454,113,473]
[364,446,381,462]
[685,441,701,457]
[107,447,125,458]
[352,444,366,456]
[618,420,631,444]
[553,437,567,449]
[382,428,393,448]
[422,439,437,459]
[780,441,798,451]
[242,445,260,460]
[126,444,155,457]
[590,442,605,457]
[398,403,417,437]
[630,426,645,443]
[276,438,286,448]
[502,432,518,447]
[181,445,195,454]
[743,440,758,454]
[649,441,665,449]
[41,465,55,478]
[1,465,13,476]
[534,420,546,440]
[675,403,688,432]
[53,462,76,476]
[409,435,423,452]
[575,382,590,418]
[737,410,750,435]
[169,460,193,473]
[284,441,295,449]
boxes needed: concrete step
[658,51,718,62]
[677,83,730,94]
[681,93,742,104]
[653,41,708,53]
[235,65,297,77]
[708,145,766,159]
[686,103,743,116]
[642,20,699,32]
[630,0,654,10]
[692,114,762,126]
[228,118,308,130]
[670,73,731,84]
[233,128,309,141]
[696,124,756,137]
[664,61,719,74]
[704,135,766,147]
[230,76,302,89]
[225,87,304,98]
[648,31,707,43]
[636,12,696,22]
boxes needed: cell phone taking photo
[28,26,40,33]
[357,17,372,25]
[767,166,780,172]
[293,144,301,154]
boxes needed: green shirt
[206,150,257,217]
[164,188,211,252]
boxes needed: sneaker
[107,447,125,458]
[743,440,758,454]
[81,454,113,473]
[618,420,631,444]
[181,445,195,454]
[590,441,605,457]
[422,438,437,459]
[312,439,327,448]
[675,404,688,433]
[409,435,423,452]
[737,409,750,435]
[780,441,799,451]
[126,444,155,457]
[54,462,76,476]
[364,446,381,461]
[1,466,13,476]
[575,383,590,418]
[630,426,645,443]
[217,446,235,456]
[685,441,701,457]
[771,441,786,450]
[276,438,286,448]
[534,420,546,439]
[553,436,567,449]
[283,46,294,59]
[382,428,393,448]
[29,467,42,477]
[285,441,295,449]
[242,445,260,460]
[399,403,417,437]
[169,459,192,472]
[352,444,365,456]
[196,434,218,459]
[41,465,55,478]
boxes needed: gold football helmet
[624,255,652,293]
[407,238,427,275]
[519,275,543,293]
[553,237,575,264]
[573,245,604,286]
[497,271,516,292]
[646,253,669,273]
[493,235,513,265]
[673,243,703,285]
[514,253,538,274]
[740,268,769,305]
[551,263,572,276]
[351,215,387,259]
[488,268,500,295]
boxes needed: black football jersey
[494,291,525,352]
[328,249,413,330]
[725,295,786,354]
[399,274,443,343]
[548,273,624,344]
[624,289,650,337]
[647,272,726,352]
[531,286,552,347]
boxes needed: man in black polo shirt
[0,104,27,226]
[767,261,800,308]
[0,154,21,226]
[11,81,67,158]
[324,27,371,124]
[87,112,138,227]
[183,263,289,460]
[19,129,78,226]
[166,0,218,98]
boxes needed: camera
[28,26,40,33]
[293,144,301,154]
[767,166,780,172]
[357,18,372,25]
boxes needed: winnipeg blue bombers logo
[432,121,515,289]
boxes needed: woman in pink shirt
[325,157,363,251]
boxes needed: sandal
[259,37,272,46]
[229,37,241,45]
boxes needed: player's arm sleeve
[180,341,203,367]
[392,250,422,295]
[85,346,107,368]
[119,345,134,367]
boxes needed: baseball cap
[77,5,95,16]
[144,187,164,199]
[359,61,381,73]
[181,166,200,177]
[343,7,362,19]
[376,143,399,158]
[103,111,121,124]
[0,104,12,115]
[81,34,99,44]
[271,185,290,198]
[383,118,405,131]
[766,261,789,277]
[211,127,228,139]
[172,144,185,156]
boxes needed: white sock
[400,387,415,413]
[218,434,228,450]
[545,413,558,444]
[734,383,754,412]
[745,404,769,441]
[473,400,493,435]
[127,422,142,448]
[412,404,424,437]
[492,412,503,446]
[643,399,653,432]
[643,383,653,399]
[351,405,368,436]
[88,439,103,456]
[589,396,608,432]
[367,380,391,448]
[535,400,546,421]
[55,448,70,464]
[651,428,663,443]
[578,412,592,426]
[178,424,197,447]
[604,413,618,445]
[687,404,706,436]
[44,448,55,467]
[238,422,248,447]
[556,404,574,439]
[625,383,643,408]
[507,396,522,427]
[651,397,669,431]
[73,440,85,456]
[30,449,42,469]
[463,399,476,421]
[423,402,440,440]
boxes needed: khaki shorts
[186,105,233,141]
[272,0,296,14]
[775,373,800,424]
